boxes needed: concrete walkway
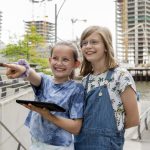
[124,122,150,150]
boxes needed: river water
[135,81,150,114]
[136,81,150,101]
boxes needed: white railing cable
[138,106,150,140]
[0,121,27,150]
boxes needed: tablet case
[16,99,66,112]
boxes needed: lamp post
[71,18,87,40]
[55,0,66,43]
[30,0,66,43]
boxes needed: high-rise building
[0,11,2,42]
[25,20,55,45]
[115,0,150,66]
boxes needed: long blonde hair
[80,26,118,76]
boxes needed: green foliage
[24,25,44,47]
[1,42,28,61]
[30,57,49,69]
[0,25,46,63]
[39,68,53,75]
[29,57,53,75]
[0,25,52,75]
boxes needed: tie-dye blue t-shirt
[25,73,84,146]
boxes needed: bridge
[0,71,150,149]
[128,68,150,81]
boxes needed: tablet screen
[16,100,66,112]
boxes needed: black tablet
[16,100,66,112]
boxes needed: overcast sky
[0,0,115,44]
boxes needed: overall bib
[75,70,125,150]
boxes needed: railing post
[145,114,148,130]
[17,143,21,150]
[138,124,142,140]
[0,121,27,150]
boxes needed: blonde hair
[51,41,79,79]
[80,26,118,76]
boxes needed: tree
[0,25,50,72]
[1,25,45,61]
[22,25,45,60]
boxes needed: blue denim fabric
[75,70,125,150]
[25,73,84,146]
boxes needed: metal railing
[0,121,27,150]
[0,76,30,149]
[1,75,150,142]
[138,106,150,140]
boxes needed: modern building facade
[25,20,55,45]
[0,11,2,42]
[115,0,150,66]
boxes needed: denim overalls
[75,70,125,150]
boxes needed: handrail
[138,106,150,140]
[0,121,27,150]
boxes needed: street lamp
[71,18,87,40]
[30,0,66,43]
[55,0,66,43]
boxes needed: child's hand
[24,104,51,119]
[2,63,26,79]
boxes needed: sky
[0,0,116,44]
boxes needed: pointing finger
[0,63,5,67]
[1,63,16,69]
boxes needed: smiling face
[81,32,107,66]
[80,26,117,76]
[49,45,79,83]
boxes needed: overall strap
[84,74,90,94]
[105,68,114,82]
[84,74,90,110]
[85,69,115,91]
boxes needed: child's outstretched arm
[121,86,140,129]
[3,63,41,87]
[2,63,26,78]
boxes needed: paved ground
[124,121,150,150]
[124,100,150,150]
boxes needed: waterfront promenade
[124,101,150,150]
[124,123,150,150]
[0,70,150,149]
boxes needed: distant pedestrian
[74,26,140,150]
[4,41,85,150]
